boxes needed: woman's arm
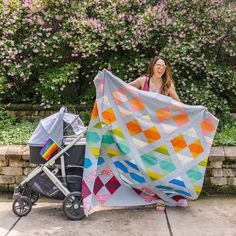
[128,77,144,89]
[168,83,181,102]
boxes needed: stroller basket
[28,172,83,200]
[29,137,86,165]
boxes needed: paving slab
[1,195,236,236]
[0,199,19,236]
[3,199,169,236]
[166,196,236,236]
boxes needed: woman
[129,56,181,102]
[103,56,187,211]
[131,56,188,210]
[130,56,188,211]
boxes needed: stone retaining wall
[2,104,91,120]
[205,146,236,194]
[0,145,236,194]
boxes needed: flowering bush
[0,0,235,116]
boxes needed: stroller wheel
[63,192,85,220]
[22,189,40,204]
[12,196,32,217]
[28,192,40,204]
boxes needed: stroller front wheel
[22,188,40,204]
[63,192,85,220]
[12,196,32,217]
[27,192,40,204]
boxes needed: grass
[0,111,236,146]
[0,120,38,145]
[213,116,236,146]
[0,109,91,145]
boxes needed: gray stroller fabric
[28,107,86,147]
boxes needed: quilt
[82,71,219,216]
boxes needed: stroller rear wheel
[12,196,32,217]
[63,192,85,220]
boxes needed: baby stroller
[12,107,87,220]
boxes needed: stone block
[212,169,224,177]
[6,145,24,160]
[205,168,212,177]
[223,169,236,177]
[9,184,17,191]
[0,175,15,184]
[202,183,219,194]
[210,177,227,186]
[219,185,236,194]
[203,177,212,187]
[0,167,23,176]
[0,184,9,192]
[218,185,232,194]
[22,146,30,161]
[29,163,38,168]
[222,163,236,168]
[209,147,225,161]
[228,177,236,185]
[23,167,33,175]
[0,145,9,160]
[15,175,26,184]
[209,161,223,168]
[0,160,8,167]
[9,160,28,167]
[39,110,46,117]
[224,146,236,161]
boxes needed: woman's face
[153,59,166,77]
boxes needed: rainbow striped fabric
[40,138,59,160]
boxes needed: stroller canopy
[28,107,86,147]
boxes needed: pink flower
[116,30,123,35]
[23,0,32,9]
[26,19,33,24]
[224,18,230,23]
[84,18,102,30]
[55,15,62,21]
[37,18,45,26]
[7,83,13,88]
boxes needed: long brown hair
[147,56,173,95]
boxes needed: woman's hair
[147,56,173,95]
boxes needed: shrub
[213,115,236,146]
[0,105,16,129]
[0,0,235,118]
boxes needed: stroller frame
[12,128,87,220]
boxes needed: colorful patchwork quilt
[82,71,219,216]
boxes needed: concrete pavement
[0,195,235,236]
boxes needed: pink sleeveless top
[142,75,151,92]
[142,75,164,94]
